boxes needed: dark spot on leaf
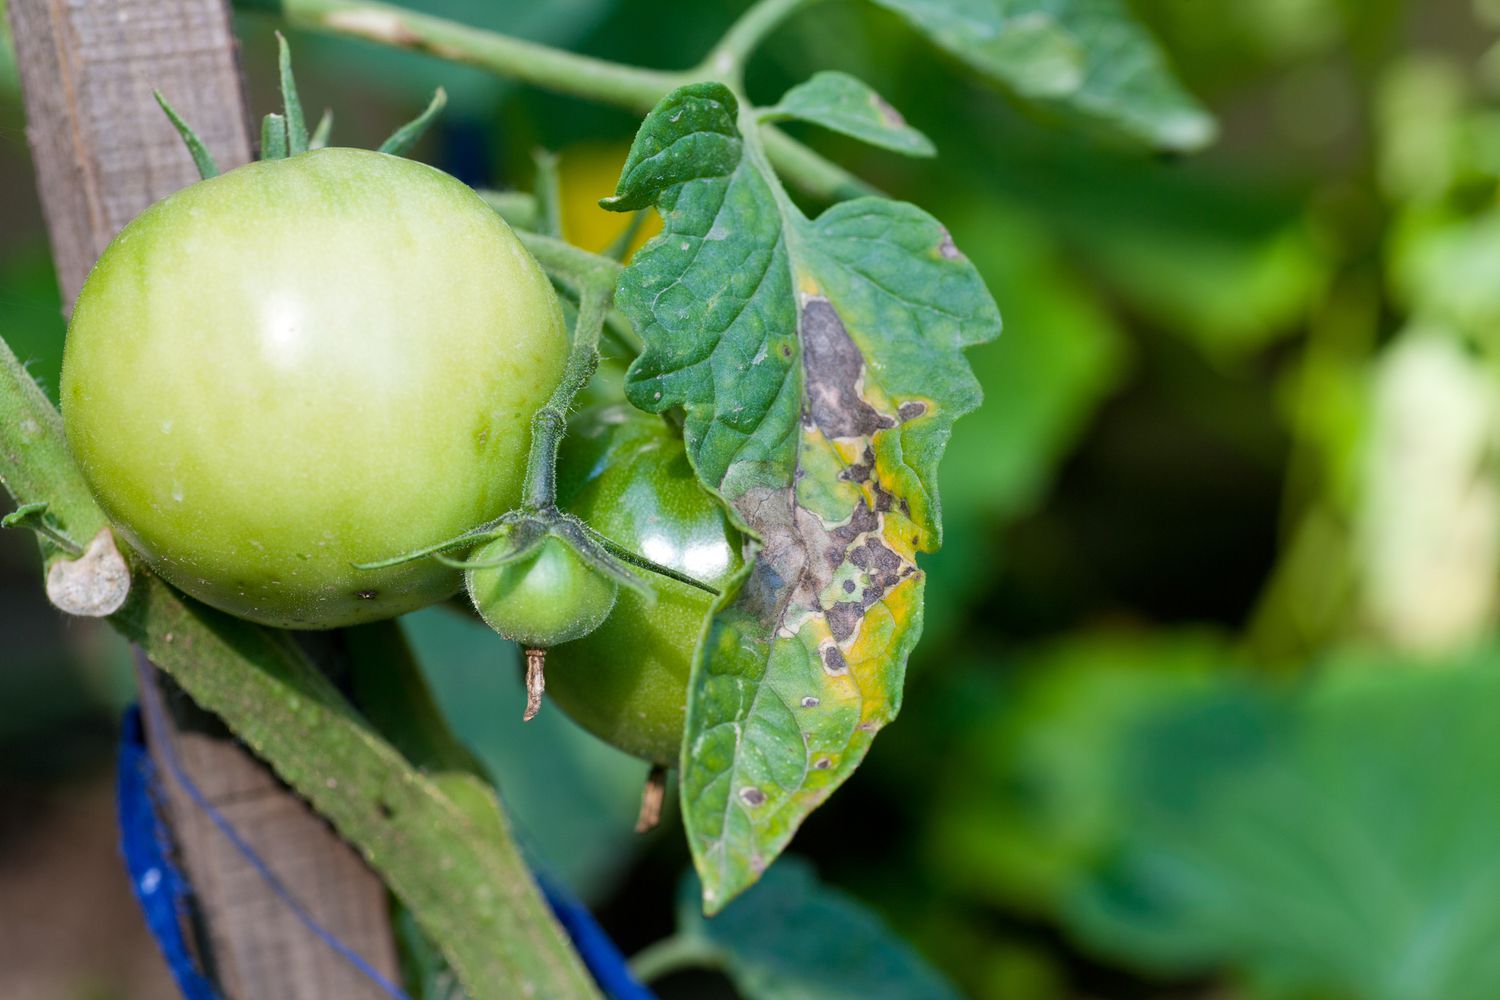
[739,787,767,806]
[898,401,927,422]
[852,537,902,580]
[814,757,833,770]
[822,645,848,675]
[801,696,820,708]
[825,602,861,644]
[377,799,394,819]
[857,721,879,732]
[842,579,856,594]
[801,297,896,439]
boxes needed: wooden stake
[7,3,400,996]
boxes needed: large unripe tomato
[61,148,567,628]
[547,406,743,765]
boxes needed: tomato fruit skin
[61,148,567,628]
[547,406,743,765]
[466,535,617,648]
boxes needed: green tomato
[61,148,567,628]
[547,406,744,765]
[466,534,618,648]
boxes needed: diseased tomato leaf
[761,71,936,158]
[604,82,1000,910]
[868,0,1215,151]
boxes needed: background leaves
[865,0,1216,150]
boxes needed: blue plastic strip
[536,870,659,1000]
[116,705,222,1000]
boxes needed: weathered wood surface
[7,2,400,996]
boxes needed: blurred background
[5,0,1500,997]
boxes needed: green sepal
[378,88,448,157]
[275,31,309,154]
[153,90,219,179]
[261,113,288,160]
[310,108,334,149]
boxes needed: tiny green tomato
[466,534,618,648]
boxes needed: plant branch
[235,0,870,205]
[524,285,612,510]
[517,230,623,287]
[761,125,881,201]
[237,0,682,112]
[700,0,820,82]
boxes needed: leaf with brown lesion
[606,82,1000,910]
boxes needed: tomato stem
[698,0,823,86]
[522,285,611,511]
[628,932,727,983]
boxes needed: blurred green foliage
[7,1,1500,998]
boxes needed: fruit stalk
[523,285,612,512]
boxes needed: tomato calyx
[353,507,718,602]
[354,504,718,721]
[155,33,446,183]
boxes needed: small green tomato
[465,534,618,648]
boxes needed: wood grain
[7,2,401,996]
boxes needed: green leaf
[1066,652,1500,1000]
[606,83,1000,910]
[673,858,963,1000]
[867,0,1215,151]
[762,71,935,158]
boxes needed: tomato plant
[61,147,568,628]
[0,0,1224,995]
[547,405,744,766]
